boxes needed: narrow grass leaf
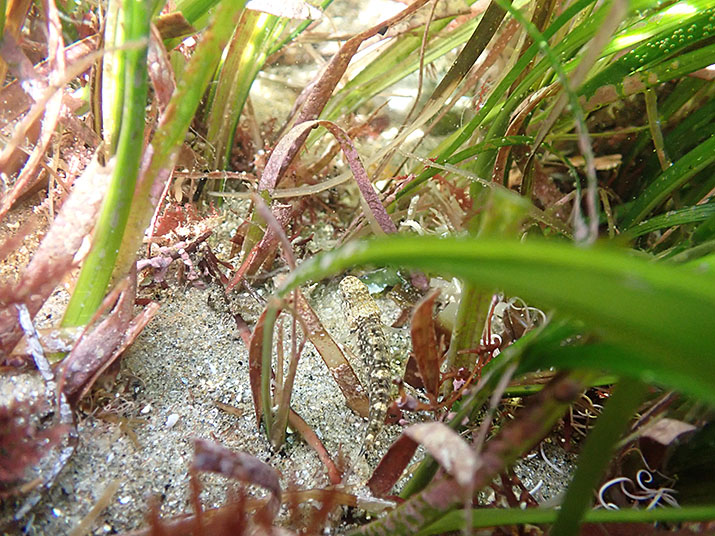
[279,0,430,177]
[261,120,397,234]
[205,9,286,169]
[580,43,715,114]
[533,341,714,403]
[248,305,279,428]
[416,505,715,535]
[226,202,292,291]
[552,378,649,536]
[401,0,597,197]
[621,204,715,240]
[63,0,151,327]
[270,236,715,405]
[112,0,247,287]
[581,4,715,100]
[620,134,715,229]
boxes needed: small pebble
[166,413,180,428]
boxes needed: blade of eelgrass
[446,187,531,369]
[685,251,715,275]
[551,378,649,536]
[621,203,715,240]
[601,0,712,55]
[316,6,478,126]
[682,170,715,210]
[266,236,715,404]
[398,0,710,202]
[205,9,286,169]
[620,77,711,176]
[400,1,512,369]
[63,0,152,327]
[174,0,221,26]
[483,0,620,230]
[415,505,715,535]
[665,239,715,264]
[644,88,670,170]
[310,0,507,152]
[395,0,599,201]
[111,0,247,288]
[526,342,711,403]
[620,134,715,229]
[0,0,6,37]
[580,42,715,114]
[637,89,715,184]
[101,0,124,155]
[690,211,715,247]
[580,3,715,100]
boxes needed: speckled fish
[339,276,392,455]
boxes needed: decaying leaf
[8,326,84,359]
[409,289,442,402]
[641,418,697,446]
[367,434,419,497]
[287,409,343,486]
[154,11,196,41]
[57,273,135,402]
[0,155,112,355]
[192,439,282,519]
[640,417,698,469]
[367,422,477,496]
[293,289,369,418]
[147,25,176,112]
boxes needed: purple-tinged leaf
[260,120,397,235]
[274,0,431,183]
[192,439,281,519]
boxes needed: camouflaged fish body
[339,276,391,454]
